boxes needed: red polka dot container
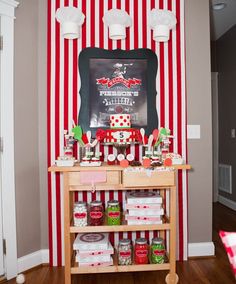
[110,114,131,129]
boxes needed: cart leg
[165,273,179,284]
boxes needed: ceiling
[210,0,236,40]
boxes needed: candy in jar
[134,238,149,264]
[73,201,87,227]
[150,237,165,264]
[107,200,121,225]
[89,200,104,226]
[118,239,132,265]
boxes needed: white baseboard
[218,195,236,211]
[188,242,215,257]
[17,249,49,273]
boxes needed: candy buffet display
[73,233,114,267]
[57,113,185,168]
[73,201,88,227]
[118,239,132,265]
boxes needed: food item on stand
[89,201,104,226]
[150,237,165,264]
[130,160,141,167]
[134,238,149,264]
[103,114,137,143]
[118,239,132,265]
[73,201,88,227]
[126,153,134,164]
[107,154,116,165]
[107,200,121,225]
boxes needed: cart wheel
[165,273,179,284]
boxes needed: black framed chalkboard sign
[78,47,158,137]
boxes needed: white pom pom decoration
[103,9,132,40]
[148,9,177,42]
[55,7,85,39]
[16,274,25,284]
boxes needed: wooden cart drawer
[122,170,175,187]
[68,171,121,186]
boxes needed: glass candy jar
[150,237,165,264]
[134,238,149,264]
[118,239,132,265]
[89,201,104,226]
[73,201,87,227]
[107,200,121,225]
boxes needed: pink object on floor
[80,171,107,184]
[219,230,236,276]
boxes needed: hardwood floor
[4,202,236,283]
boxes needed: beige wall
[14,0,41,257]
[185,0,213,242]
[14,0,213,257]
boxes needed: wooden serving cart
[49,163,190,284]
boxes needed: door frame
[0,0,19,279]
[212,72,219,203]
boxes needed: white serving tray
[79,161,102,167]
[55,159,76,167]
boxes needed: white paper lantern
[103,9,132,40]
[148,9,177,42]
[55,6,85,39]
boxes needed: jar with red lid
[89,201,104,226]
[134,238,149,264]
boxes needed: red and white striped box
[104,129,136,143]
[110,114,131,129]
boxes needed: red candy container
[134,238,149,264]
[89,201,104,226]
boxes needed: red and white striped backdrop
[47,0,188,266]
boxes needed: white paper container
[128,208,164,216]
[78,259,113,267]
[171,158,183,165]
[127,220,163,225]
[125,214,162,222]
[73,233,109,251]
[76,242,114,257]
[55,159,76,167]
[125,203,162,210]
[76,253,112,263]
[126,191,162,204]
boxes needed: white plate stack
[125,191,164,225]
[73,233,114,267]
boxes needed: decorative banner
[47,0,187,267]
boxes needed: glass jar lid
[119,239,131,246]
[107,200,119,206]
[74,201,87,207]
[152,237,164,245]
[90,200,103,206]
[136,238,147,245]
